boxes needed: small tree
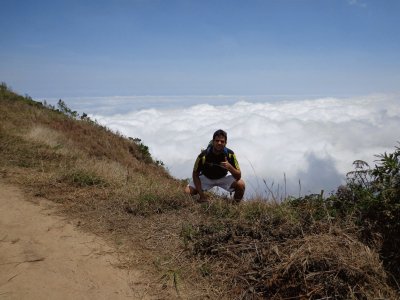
[57,99,79,119]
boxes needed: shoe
[197,197,209,204]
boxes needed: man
[185,129,245,202]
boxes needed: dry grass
[184,199,397,299]
[26,125,64,148]
[1,85,399,299]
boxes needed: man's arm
[220,157,241,180]
[192,170,207,201]
[229,165,241,181]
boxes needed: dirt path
[0,182,151,300]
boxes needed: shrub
[57,99,79,119]
[331,144,400,279]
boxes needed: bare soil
[0,182,153,300]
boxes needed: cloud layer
[92,94,400,198]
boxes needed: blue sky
[1,0,399,98]
[1,0,399,197]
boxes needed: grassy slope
[1,83,398,299]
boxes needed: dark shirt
[193,147,240,179]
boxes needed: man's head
[212,129,227,154]
[213,129,227,142]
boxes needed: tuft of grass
[202,198,239,219]
[73,158,128,187]
[180,223,196,247]
[26,125,64,149]
[240,199,272,222]
[160,269,181,297]
[136,192,164,213]
[62,169,106,187]
[198,263,212,277]
[122,185,190,216]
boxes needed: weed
[203,199,238,219]
[160,269,181,297]
[199,263,211,277]
[62,169,106,187]
[241,200,270,222]
[180,223,196,247]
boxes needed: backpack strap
[206,143,229,160]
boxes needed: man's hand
[221,156,241,180]
[220,156,232,171]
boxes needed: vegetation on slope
[1,82,399,299]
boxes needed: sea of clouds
[75,94,399,199]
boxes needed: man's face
[212,135,226,153]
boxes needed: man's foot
[197,197,209,203]
[232,198,242,204]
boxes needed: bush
[331,145,400,279]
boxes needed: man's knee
[231,179,245,201]
[235,179,245,192]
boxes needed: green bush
[57,99,79,119]
[331,145,400,279]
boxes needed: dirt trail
[0,182,151,300]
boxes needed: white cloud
[92,94,400,199]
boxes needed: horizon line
[41,92,399,101]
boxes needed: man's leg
[231,179,245,201]
[185,176,213,203]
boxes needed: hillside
[1,83,399,299]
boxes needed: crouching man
[185,129,245,203]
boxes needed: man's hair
[213,129,227,142]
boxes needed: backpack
[198,141,237,176]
